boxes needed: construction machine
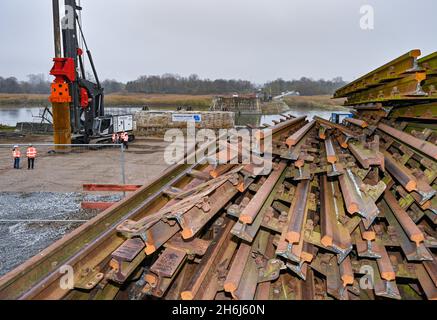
[329,112,353,124]
[50,0,134,144]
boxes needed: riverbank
[0,94,49,107]
[0,93,214,109]
[0,124,15,131]
[0,94,350,128]
[0,93,347,110]
[284,95,347,110]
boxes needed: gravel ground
[0,135,171,278]
[0,192,123,276]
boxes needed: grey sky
[0,0,436,84]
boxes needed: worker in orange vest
[26,144,37,170]
[12,145,21,169]
[112,132,118,144]
[122,132,129,149]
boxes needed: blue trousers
[14,158,20,169]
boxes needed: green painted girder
[389,102,437,120]
[422,75,437,96]
[344,72,431,105]
[334,50,421,98]
[419,51,437,76]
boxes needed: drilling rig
[49,0,133,145]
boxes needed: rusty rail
[1,51,437,301]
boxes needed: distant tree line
[0,74,51,94]
[0,73,347,96]
[101,79,126,93]
[264,77,347,96]
[125,74,254,95]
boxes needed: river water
[0,107,143,127]
[0,106,345,127]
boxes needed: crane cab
[92,114,134,140]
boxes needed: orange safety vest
[13,149,21,158]
[27,147,37,159]
[112,133,117,142]
[123,133,129,142]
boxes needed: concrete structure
[134,111,235,137]
[211,95,261,113]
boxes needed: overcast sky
[0,0,435,84]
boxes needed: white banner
[172,114,202,123]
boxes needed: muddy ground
[0,134,171,276]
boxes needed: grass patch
[284,95,347,110]
[0,93,214,110]
[260,101,290,114]
[0,124,15,131]
[0,94,49,106]
[105,93,213,110]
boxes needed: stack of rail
[0,50,436,300]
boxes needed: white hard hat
[14,145,19,148]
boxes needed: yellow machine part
[50,83,72,150]
[52,102,72,150]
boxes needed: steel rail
[314,116,358,138]
[348,139,384,170]
[255,116,307,141]
[286,120,316,147]
[181,218,235,300]
[345,72,427,105]
[285,180,311,244]
[231,169,287,243]
[239,162,287,225]
[83,184,142,192]
[384,190,425,245]
[379,200,433,262]
[0,117,297,300]
[5,163,197,300]
[0,132,225,299]
[383,151,418,192]
[334,50,421,98]
[419,51,437,75]
[374,244,396,281]
[223,242,252,295]
[339,256,354,287]
[193,229,239,300]
[232,230,271,300]
[338,168,379,228]
[378,122,437,160]
[344,118,368,128]
[324,137,338,164]
[320,175,335,248]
